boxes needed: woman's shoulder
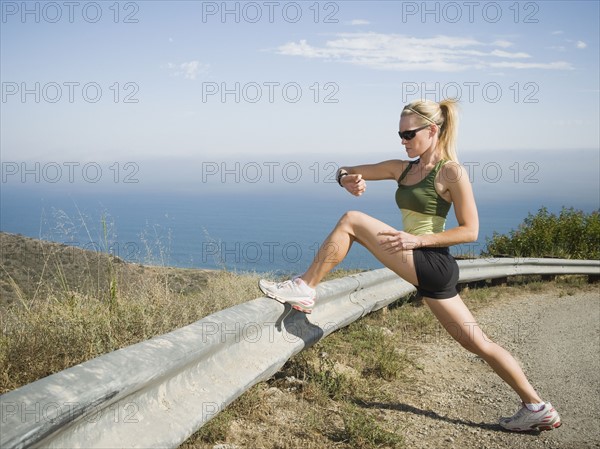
[391,159,414,179]
[392,158,419,170]
[382,158,411,167]
[439,160,470,184]
[371,159,411,179]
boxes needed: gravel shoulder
[392,286,600,449]
[192,283,599,449]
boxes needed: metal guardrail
[1,258,598,449]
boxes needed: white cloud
[166,60,210,80]
[489,61,573,70]
[492,40,513,48]
[275,33,573,72]
[346,19,370,25]
[490,49,530,59]
[180,61,201,80]
[576,41,587,49]
[552,30,564,35]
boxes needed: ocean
[1,186,598,275]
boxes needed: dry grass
[0,231,408,447]
[0,267,266,393]
[2,231,593,448]
[0,232,266,393]
[0,232,366,394]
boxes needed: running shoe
[258,277,316,314]
[499,402,562,432]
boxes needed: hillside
[0,231,214,308]
[1,231,264,394]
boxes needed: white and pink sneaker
[258,277,316,314]
[499,402,562,432]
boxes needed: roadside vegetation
[483,206,599,259]
[0,232,359,394]
[0,232,258,393]
[1,205,598,447]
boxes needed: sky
[1,0,599,199]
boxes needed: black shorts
[412,247,459,299]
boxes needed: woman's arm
[337,160,407,197]
[339,159,406,181]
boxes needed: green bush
[483,206,600,259]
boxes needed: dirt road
[394,287,600,449]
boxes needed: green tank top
[395,159,452,235]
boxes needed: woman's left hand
[377,230,422,253]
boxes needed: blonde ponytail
[401,98,460,162]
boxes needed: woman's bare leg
[300,211,418,288]
[295,212,543,403]
[425,295,543,403]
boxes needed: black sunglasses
[398,124,430,141]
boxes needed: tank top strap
[397,159,419,184]
[431,159,448,177]
[398,159,448,184]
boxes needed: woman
[258,99,561,432]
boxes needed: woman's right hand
[341,173,366,196]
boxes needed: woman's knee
[337,210,366,230]
[448,325,495,355]
[457,338,483,354]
